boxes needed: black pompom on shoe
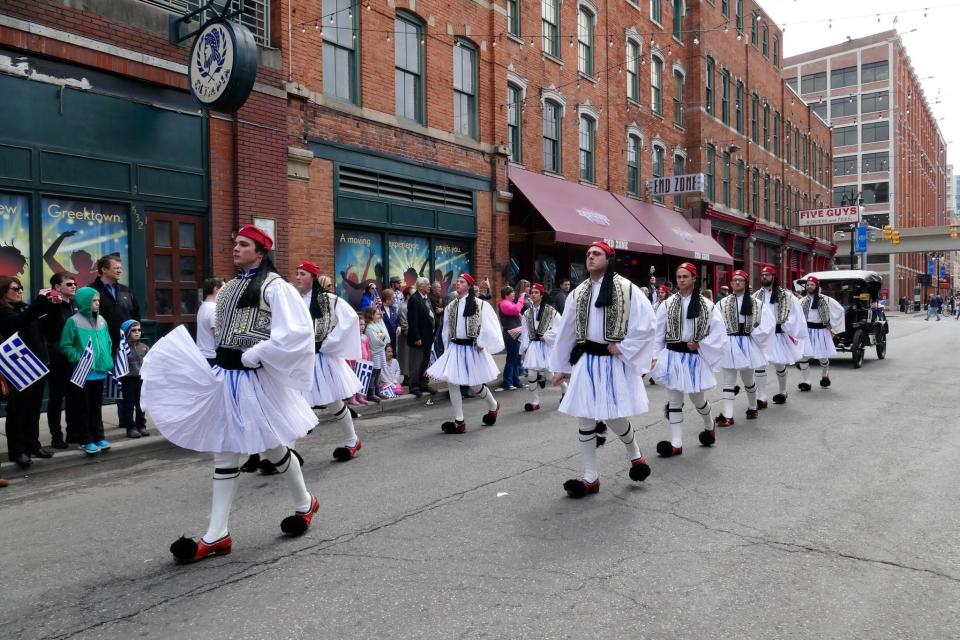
[656,441,682,458]
[629,458,651,482]
[772,393,787,404]
[798,382,812,392]
[482,402,500,426]
[563,478,599,498]
[756,400,769,410]
[820,377,831,388]
[699,429,716,446]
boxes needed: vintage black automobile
[793,270,888,368]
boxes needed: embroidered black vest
[753,287,791,325]
[523,304,557,338]
[800,295,831,326]
[215,272,280,349]
[313,291,339,342]
[573,274,631,343]
[720,294,763,335]
[446,297,482,339]
[664,293,711,342]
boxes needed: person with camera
[0,276,57,468]
[42,272,78,448]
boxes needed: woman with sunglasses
[0,276,57,469]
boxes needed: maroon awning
[614,195,734,265]
[510,167,662,255]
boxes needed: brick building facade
[784,30,949,302]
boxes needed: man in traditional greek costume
[797,275,845,391]
[651,263,727,457]
[549,241,657,498]
[295,261,364,461]
[426,274,504,433]
[710,270,774,427]
[142,226,319,564]
[751,266,808,407]
[519,283,564,411]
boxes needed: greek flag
[104,374,124,400]
[352,360,374,395]
[0,332,49,391]
[70,339,95,387]
[113,330,131,378]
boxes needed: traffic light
[883,225,892,241]
[951,225,959,240]
[892,231,901,245]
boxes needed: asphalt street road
[2,314,959,640]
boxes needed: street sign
[855,226,868,253]
[796,206,861,227]
[928,259,936,275]
[645,173,705,197]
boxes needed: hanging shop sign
[645,173,705,197]
[188,19,258,113]
[797,206,861,227]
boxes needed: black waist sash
[728,322,749,336]
[775,323,784,334]
[807,322,827,329]
[570,340,611,365]
[215,347,261,371]
[315,341,324,353]
[451,338,476,346]
[666,342,695,353]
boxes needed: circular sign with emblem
[188,19,258,113]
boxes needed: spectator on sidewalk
[551,278,571,313]
[926,294,942,321]
[381,288,399,353]
[90,254,140,353]
[497,285,526,390]
[43,272,78,448]
[396,285,414,382]
[379,344,404,396]
[360,281,381,311]
[60,286,114,455]
[118,320,150,438]
[196,277,223,367]
[406,278,436,398]
[0,276,55,469]
[363,306,388,403]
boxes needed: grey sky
[766,0,957,168]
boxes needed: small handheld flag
[0,333,49,391]
[70,339,95,387]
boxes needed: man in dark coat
[42,271,79,448]
[405,277,437,397]
[89,254,140,353]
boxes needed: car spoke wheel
[852,330,865,369]
[876,330,887,360]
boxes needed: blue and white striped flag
[104,373,124,400]
[352,360,374,395]
[0,332,49,391]
[70,339,95,387]
[113,330,131,379]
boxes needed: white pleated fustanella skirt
[766,332,804,366]
[426,342,500,386]
[719,334,768,370]
[802,328,837,360]
[140,326,318,455]
[558,353,649,421]
[305,351,363,406]
[651,347,718,394]
[522,340,552,371]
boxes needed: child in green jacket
[60,287,114,454]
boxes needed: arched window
[672,67,684,126]
[579,114,597,182]
[705,57,715,116]
[652,143,666,204]
[507,83,523,163]
[762,24,769,57]
[627,132,642,196]
[626,37,641,102]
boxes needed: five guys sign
[796,206,861,227]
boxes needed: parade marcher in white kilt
[797,275,846,391]
[710,269,775,427]
[519,283,565,411]
[142,225,320,564]
[652,262,727,457]
[426,274,504,433]
[550,241,657,498]
[295,262,364,461]
[751,266,808,407]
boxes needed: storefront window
[434,239,472,297]
[41,197,129,288]
[335,229,384,307]
[388,235,431,289]
[0,193,32,294]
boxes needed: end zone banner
[797,206,860,227]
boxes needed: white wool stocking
[667,389,684,447]
[799,359,811,383]
[775,365,788,393]
[577,419,599,482]
[722,369,738,417]
[741,368,757,410]
[691,391,712,428]
[331,400,358,447]
[819,358,830,378]
[448,383,465,421]
[477,384,498,411]
[264,446,312,513]
[203,452,242,543]
[754,367,768,401]
[608,418,641,461]
[527,370,541,405]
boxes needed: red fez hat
[531,283,545,294]
[237,225,273,252]
[676,262,698,277]
[297,261,321,277]
[658,285,670,294]
[760,265,776,276]
[460,273,475,286]
[731,269,749,281]
[589,241,615,257]
[806,275,820,285]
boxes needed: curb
[0,390,450,481]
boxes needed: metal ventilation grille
[139,0,271,47]
[339,166,473,212]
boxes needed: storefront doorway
[147,212,204,336]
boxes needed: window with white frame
[706,144,716,201]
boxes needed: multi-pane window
[736,160,745,211]
[762,103,770,150]
[751,94,759,143]
[735,0,743,32]
[793,126,800,165]
[722,0,728,18]
[721,152,731,206]
[831,96,857,117]
[651,0,661,23]
[673,154,685,208]
[652,145,665,203]
[705,57,715,116]
[627,134,641,195]
[735,81,744,133]
[507,84,522,163]
[323,0,358,104]
[542,0,560,58]
[651,56,663,115]
[720,70,730,125]
[834,155,857,176]
[673,70,684,126]
[763,174,770,220]
[801,72,827,93]
[861,60,889,83]
[785,188,792,226]
[507,0,520,36]
[831,66,857,89]
[774,179,781,221]
[803,136,809,173]
[543,100,561,173]
[626,40,640,102]
[705,145,716,201]
[786,77,798,93]
[751,169,760,216]
[773,112,781,156]
[785,122,791,163]
[817,147,824,184]
[833,126,857,146]
[761,24,769,57]
[862,121,889,143]
[577,7,594,76]
[862,151,889,172]
[673,0,682,40]
[862,182,889,204]
[395,15,424,123]
[453,41,477,139]
[579,115,596,182]
[773,36,780,67]
[750,12,758,47]
[833,185,858,206]
[861,91,889,114]
[812,103,827,121]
